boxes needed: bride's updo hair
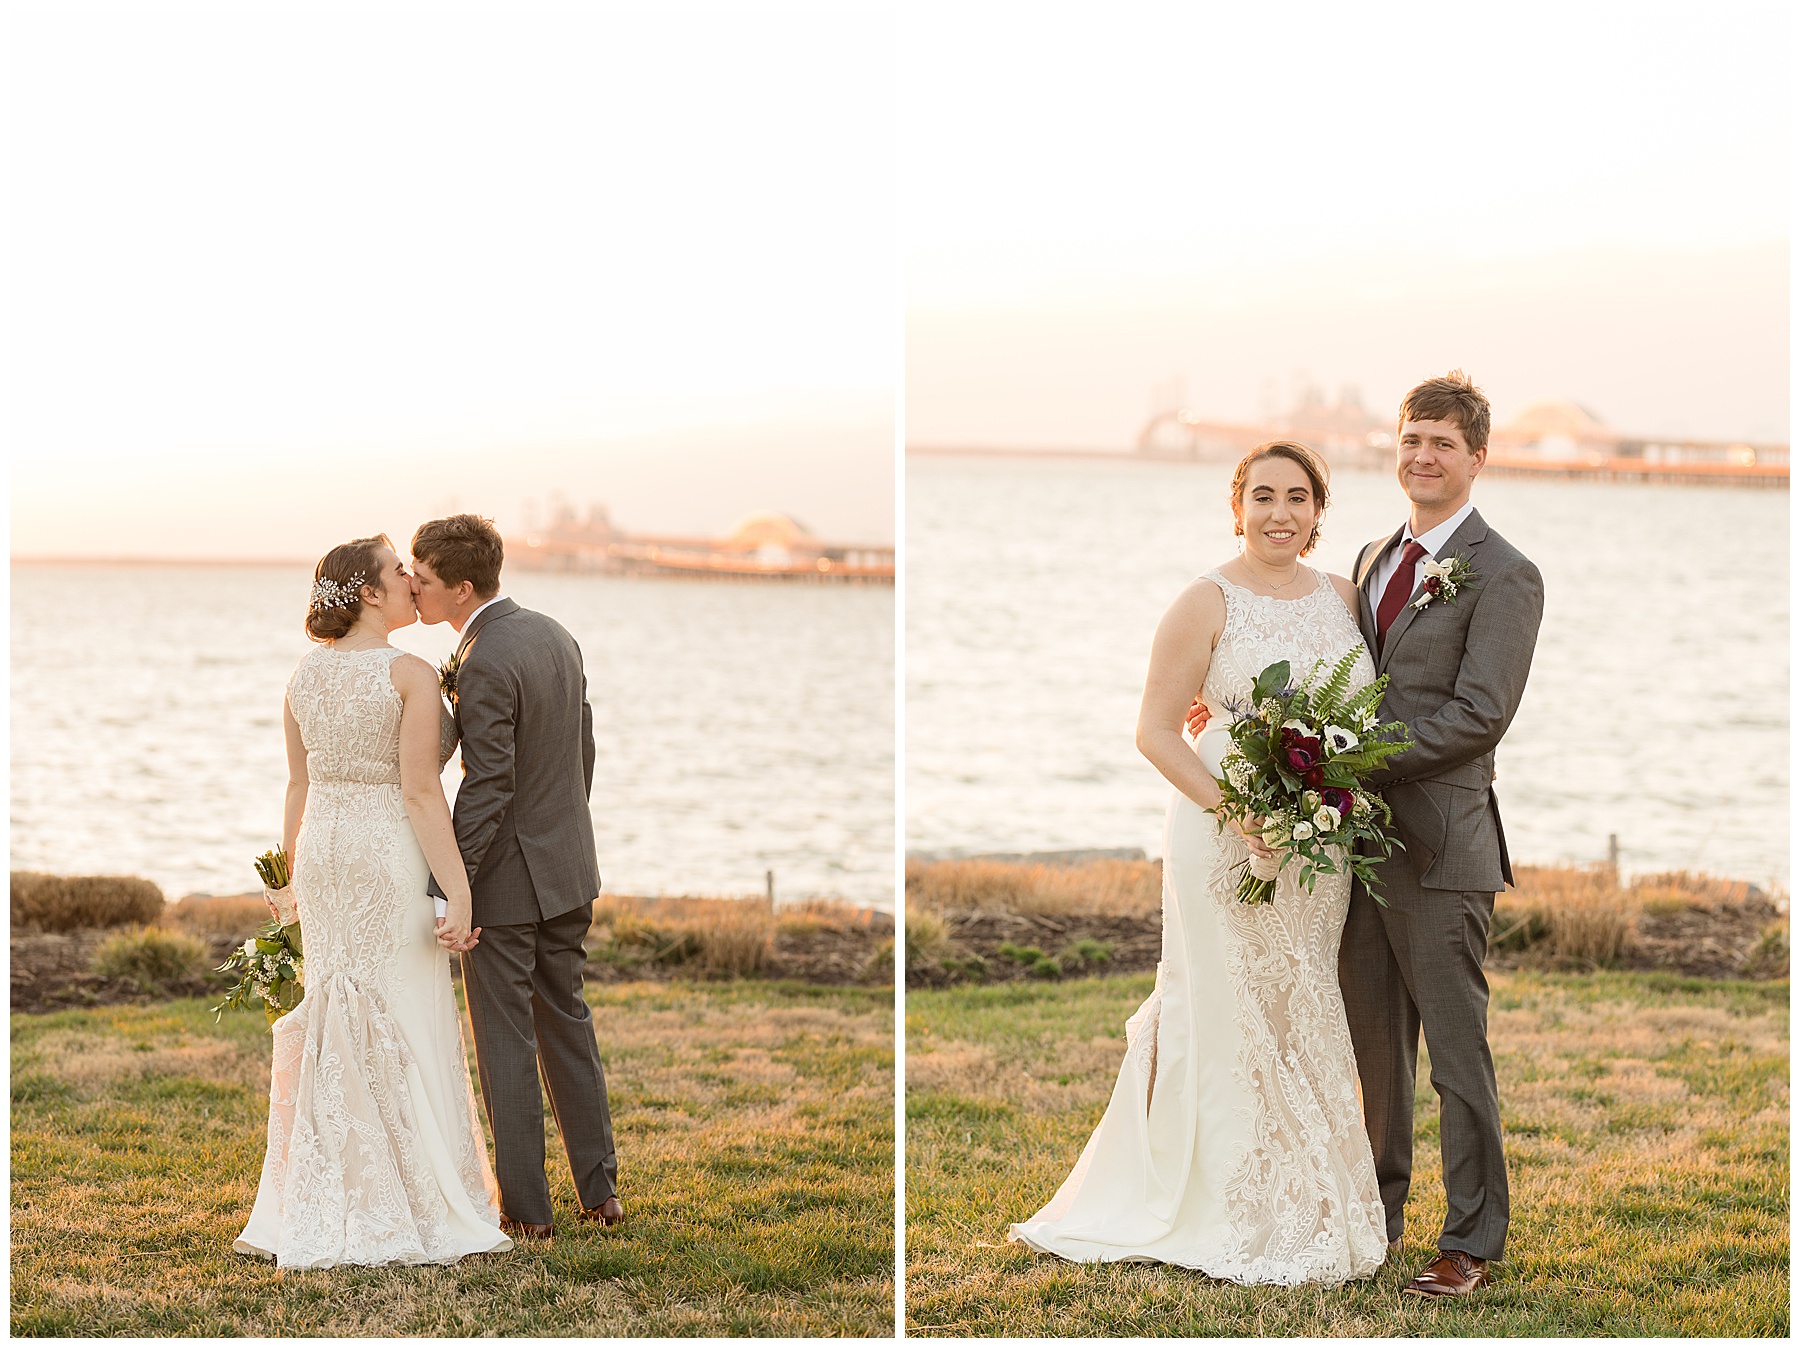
[1230,441,1330,555]
[305,534,393,642]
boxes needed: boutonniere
[1411,553,1477,611]
[438,650,463,705]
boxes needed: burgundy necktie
[1375,539,1429,654]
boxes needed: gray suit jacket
[1353,508,1544,892]
[429,598,602,924]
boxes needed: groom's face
[1397,417,1485,510]
[409,557,464,626]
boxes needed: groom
[410,513,623,1239]
[1343,371,1543,1296]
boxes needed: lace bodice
[1201,567,1374,715]
[286,646,456,783]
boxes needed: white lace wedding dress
[235,646,512,1268]
[1009,567,1388,1285]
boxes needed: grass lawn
[906,970,1787,1336]
[12,980,894,1337]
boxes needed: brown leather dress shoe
[1403,1250,1490,1297]
[580,1196,625,1226]
[499,1216,554,1241]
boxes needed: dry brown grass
[1630,869,1779,909]
[11,872,165,932]
[906,857,1162,918]
[1498,864,1639,966]
[590,894,775,976]
[772,897,885,934]
[163,893,270,939]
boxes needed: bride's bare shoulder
[1159,572,1228,634]
[387,651,439,696]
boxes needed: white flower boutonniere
[1410,553,1477,612]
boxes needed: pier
[1132,394,1788,488]
[508,507,894,583]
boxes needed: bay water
[907,454,1789,888]
[11,564,895,909]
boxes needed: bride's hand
[436,901,479,953]
[1229,814,1276,859]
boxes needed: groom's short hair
[1398,369,1491,453]
[411,514,504,599]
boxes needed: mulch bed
[9,929,238,1014]
[13,914,896,1014]
[907,896,1788,989]
[581,918,894,987]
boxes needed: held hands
[435,900,481,954]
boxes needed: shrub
[91,926,213,994]
[1061,937,1115,969]
[997,941,1061,977]
[905,908,948,970]
[862,938,896,983]
[12,873,164,932]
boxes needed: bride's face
[1237,456,1318,564]
[364,546,419,632]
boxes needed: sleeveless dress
[235,645,512,1268]
[1009,567,1388,1285]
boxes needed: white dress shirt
[1371,500,1476,602]
[457,593,508,643]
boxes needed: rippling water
[907,455,1789,888]
[12,565,894,909]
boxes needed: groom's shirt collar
[1406,499,1476,558]
[459,594,508,640]
[1373,500,1475,601]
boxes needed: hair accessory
[309,572,367,612]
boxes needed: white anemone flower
[1324,724,1359,753]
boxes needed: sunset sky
[903,4,1789,448]
[10,6,895,558]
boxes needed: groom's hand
[1186,695,1212,738]
[435,917,481,953]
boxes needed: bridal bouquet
[1211,651,1412,906]
[214,847,304,1026]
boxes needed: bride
[1009,442,1388,1286]
[235,535,512,1268]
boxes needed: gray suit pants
[1340,854,1508,1261]
[460,902,618,1226]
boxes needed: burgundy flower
[1423,576,1442,594]
[1321,787,1354,815]
[1284,736,1322,772]
[1304,765,1325,790]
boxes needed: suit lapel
[455,597,518,662]
[1376,508,1488,673]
